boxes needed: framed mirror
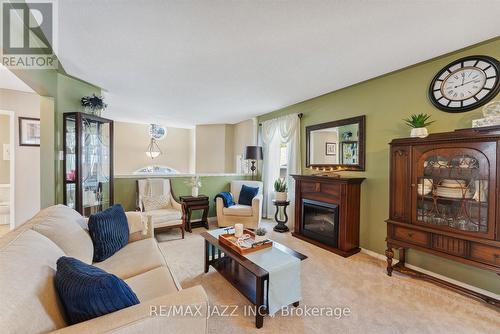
[306,115,365,171]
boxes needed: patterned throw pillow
[55,256,139,325]
[142,194,170,211]
[88,204,129,262]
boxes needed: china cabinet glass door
[413,145,495,239]
[63,113,113,216]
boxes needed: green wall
[115,175,252,217]
[258,37,500,294]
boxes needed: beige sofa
[0,205,208,334]
[216,180,263,229]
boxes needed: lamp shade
[245,146,263,160]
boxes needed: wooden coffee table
[201,231,307,328]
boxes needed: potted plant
[274,178,288,202]
[185,176,202,197]
[81,94,108,117]
[254,227,268,243]
[403,113,434,138]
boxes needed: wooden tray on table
[218,229,272,255]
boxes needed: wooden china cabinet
[386,126,500,307]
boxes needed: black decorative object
[81,94,108,116]
[429,55,500,113]
[245,146,263,180]
[272,199,290,233]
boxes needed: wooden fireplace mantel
[291,174,365,257]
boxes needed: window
[280,143,288,178]
[133,166,179,175]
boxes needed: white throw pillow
[142,194,170,211]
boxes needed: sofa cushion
[238,184,260,206]
[125,267,179,302]
[94,238,166,279]
[88,204,129,262]
[31,205,93,264]
[55,256,139,325]
[0,229,67,334]
[222,204,253,217]
[148,208,182,224]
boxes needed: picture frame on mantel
[18,117,40,147]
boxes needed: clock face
[429,56,500,113]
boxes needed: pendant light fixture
[145,124,166,159]
[146,137,162,159]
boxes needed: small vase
[275,192,287,202]
[410,127,428,138]
[191,186,199,197]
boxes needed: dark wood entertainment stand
[291,175,365,257]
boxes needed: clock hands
[454,79,479,88]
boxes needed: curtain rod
[258,113,303,126]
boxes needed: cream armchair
[216,180,263,229]
[137,178,184,238]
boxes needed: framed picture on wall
[341,141,358,165]
[325,142,336,156]
[19,117,40,146]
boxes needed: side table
[180,195,210,233]
[272,200,290,233]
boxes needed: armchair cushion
[142,194,170,211]
[222,204,253,217]
[88,204,129,262]
[148,208,182,224]
[55,256,139,325]
[238,184,260,206]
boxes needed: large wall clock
[429,55,500,113]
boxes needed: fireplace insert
[301,199,339,248]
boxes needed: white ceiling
[56,0,500,128]
[0,64,35,93]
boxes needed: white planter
[275,191,288,202]
[410,127,428,138]
[191,186,199,197]
[254,234,267,243]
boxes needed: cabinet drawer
[470,243,500,267]
[393,226,429,247]
[432,235,467,257]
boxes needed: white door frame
[0,110,15,230]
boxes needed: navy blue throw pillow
[88,204,129,262]
[55,256,139,325]
[238,185,259,206]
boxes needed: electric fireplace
[302,199,339,248]
[291,174,364,257]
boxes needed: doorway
[0,110,15,232]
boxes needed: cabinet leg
[385,246,394,276]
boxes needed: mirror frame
[305,115,366,171]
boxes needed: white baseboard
[360,248,500,301]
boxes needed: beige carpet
[156,220,499,334]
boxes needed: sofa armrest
[50,286,208,334]
[126,211,153,243]
[252,194,263,219]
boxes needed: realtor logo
[1,0,58,69]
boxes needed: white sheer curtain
[261,114,301,229]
